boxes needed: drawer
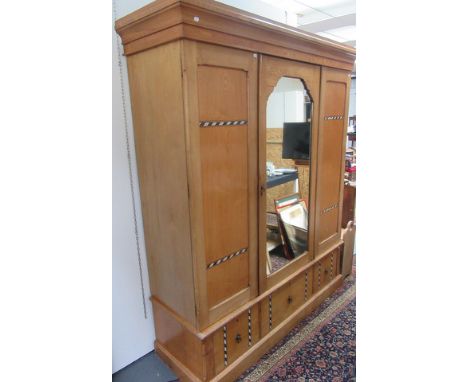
[261,272,306,335]
[212,305,260,374]
[312,248,340,294]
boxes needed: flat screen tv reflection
[282,122,310,160]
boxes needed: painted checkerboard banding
[305,271,308,300]
[199,120,248,127]
[207,247,248,269]
[324,115,343,120]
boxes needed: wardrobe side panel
[315,67,351,254]
[126,41,196,326]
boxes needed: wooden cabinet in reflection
[342,184,356,228]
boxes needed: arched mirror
[264,77,313,276]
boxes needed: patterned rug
[237,259,356,382]
[269,253,290,274]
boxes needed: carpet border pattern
[241,281,356,381]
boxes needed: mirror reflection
[265,77,312,276]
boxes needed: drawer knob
[235,334,242,343]
[287,296,293,304]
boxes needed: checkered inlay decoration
[318,262,322,289]
[305,271,308,300]
[207,247,248,269]
[223,325,228,366]
[330,255,334,282]
[268,295,273,330]
[199,120,248,127]
[324,115,343,120]
[248,308,252,347]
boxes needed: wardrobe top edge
[115,0,356,61]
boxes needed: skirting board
[155,274,343,382]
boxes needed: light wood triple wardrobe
[116,1,356,381]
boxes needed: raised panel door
[182,41,258,328]
[258,54,321,293]
[315,68,351,255]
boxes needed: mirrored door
[265,77,312,275]
[259,56,321,292]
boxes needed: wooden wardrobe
[115,1,355,380]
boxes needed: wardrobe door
[182,41,258,329]
[258,55,320,293]
[315,67,351,255]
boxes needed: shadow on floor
[113,351,177,382]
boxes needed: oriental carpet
[237,258,356,382]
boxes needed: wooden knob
[287,296,293,304]
[235,334,242,343]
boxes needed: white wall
[266,77,306,128]
[112,0,154,374]
[112,0,299,373]
[216,0,288,24]
[349,77,356,117]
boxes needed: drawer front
[323,249,338,284]
[312,249,340,294]
[213,305,260,374]
[261,272,306,335]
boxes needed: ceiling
[259,0,356,46]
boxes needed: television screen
[282,122,310,160]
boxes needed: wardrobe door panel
[198,67,249,267]
[206,250,249,308]
[183,41,258,327]
[198,58,251,313]
[198,66,248,122]
[316,68,350,254]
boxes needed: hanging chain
[113,0,148,319]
